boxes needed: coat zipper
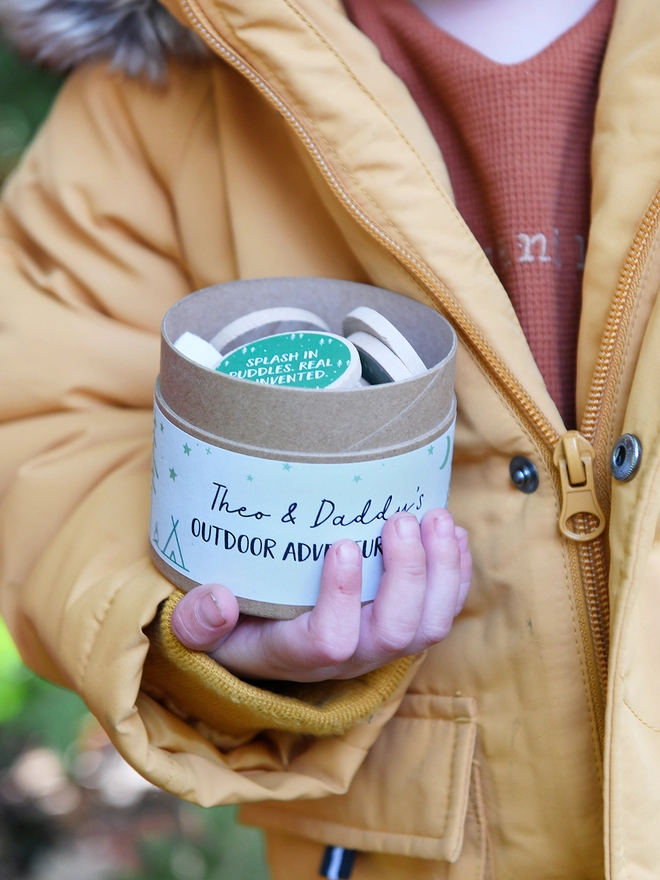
[569,188,660,754]
[177,0,660,760]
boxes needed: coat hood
[0,0,207,79]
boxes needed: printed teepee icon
[151,458,159,495]
[160,516,188,571]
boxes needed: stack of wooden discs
[174,305,428,389]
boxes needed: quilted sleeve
[0,61,418,806]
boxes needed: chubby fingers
[300,539,364,664]
[207,539,364,681]
[355,509,467,668]
[413,510,464,646]
[362,512,430,660]
[169,516,471,682]
[171,583,240,652]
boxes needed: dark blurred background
[0,38,269,880]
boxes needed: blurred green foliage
[0,620,89,752]
[0,616,31,724]
[0,40,62,181]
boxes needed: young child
[1,0,658,877]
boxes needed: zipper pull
[553,431,606,541]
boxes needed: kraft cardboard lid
[159,278,456,461]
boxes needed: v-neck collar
[403,0,609,68]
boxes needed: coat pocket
[242,694,487,869]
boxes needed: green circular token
[216,331,362,389]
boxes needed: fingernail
[337,541,360,569]
[395,514,419,541]
[433,514,454,539]
[198,592,226,628]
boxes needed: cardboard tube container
[149,278,457,619]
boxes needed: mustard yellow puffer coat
[2,0,660,877]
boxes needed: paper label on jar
[149,400,455,607]
[216,331,359,389]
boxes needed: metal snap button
[510,456,539,493]
[611,434,642,482]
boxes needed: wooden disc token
[216,331,362,389]
[346,331,413,384]
[173,331,223,369]
[211,307,330,354]
[343,307,427,376]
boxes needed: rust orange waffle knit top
[344,0,615,427]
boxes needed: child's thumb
[170,584,240,652]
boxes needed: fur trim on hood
[0,0,209,80]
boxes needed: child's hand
[170,509,471,682]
